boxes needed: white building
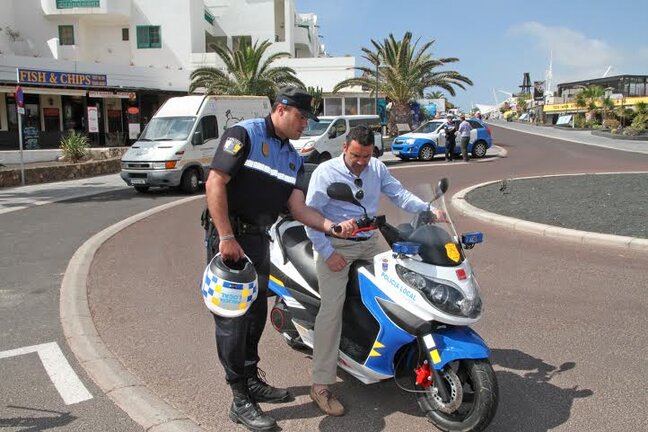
[0,0,362,152]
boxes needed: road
[0,186,185,431]
[86,125,648,431]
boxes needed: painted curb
[60,195,205,432]
[451,174,648,252]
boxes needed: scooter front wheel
[415,359,498,432]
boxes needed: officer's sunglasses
[354,178,364,200]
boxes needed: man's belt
[229,215,269,235]
[325,234,371,242]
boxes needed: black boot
[247,368,294,403]
[229,381,277,431]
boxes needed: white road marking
[0,342,93,405]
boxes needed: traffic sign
[15,85,24,108]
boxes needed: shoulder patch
[223,137,243,155]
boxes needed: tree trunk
[389,102,412,136]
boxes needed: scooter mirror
[327,182,360,205]
[431,178,449,201]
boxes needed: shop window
[345,97,358,115]
[359,98,376,115]
[59,25,75,46]
[43,108,60,132]
[324,98,342,116]
[122,28,129,41]
[137,26,161,49]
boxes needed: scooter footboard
[430,327,490,370]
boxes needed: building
[542,74,648,124]
[0,0,358,153]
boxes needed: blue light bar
[392,242,421,255]
[462,232,484,245]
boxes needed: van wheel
[418,144,435,161]
[317,152,332,164]
[134,186,150,193]
[373,147,381,158]
[180,168,200,194]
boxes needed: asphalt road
[86,125,648,431]
[0,187,185,431]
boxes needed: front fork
[418,333,451,402]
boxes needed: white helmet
[201,254,258,318]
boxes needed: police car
[391,118,493,161]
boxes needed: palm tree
[332,32,472,135]
[425,91,445,99]
[189,39,304,100]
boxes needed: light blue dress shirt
[305,155,429,260]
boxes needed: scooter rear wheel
[414,358,498,432]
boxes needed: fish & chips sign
[18,68,107,88]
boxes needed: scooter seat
[282,225,373,297]
[282,225,319,290]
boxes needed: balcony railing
[42,0,131,20]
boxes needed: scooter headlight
[395,264,481,317]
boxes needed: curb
[451,174,648,252]
[60,195,205,432]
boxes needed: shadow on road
[488,348,593,432]
[0,406,77,431]
[264,348,592,431]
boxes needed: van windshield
[301,119,332,137]
[139,116,196,141]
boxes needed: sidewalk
[489,119,648,154]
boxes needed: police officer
[204,87,355,430]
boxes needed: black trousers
[445,137,456,160]
[207,232,270,384]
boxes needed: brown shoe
[310,386,345,416]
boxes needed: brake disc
[427,368,464,414]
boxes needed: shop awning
[0,86,87,96]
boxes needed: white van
[290,115,384,163]
[120,95,269,193]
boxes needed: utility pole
[15,85,26,186]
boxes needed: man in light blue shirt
[457,115,472,162]
[304,125,443,416]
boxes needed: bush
[603,118,620,130]
[574,116,586,128]
[60,130,90,163]
[585,119,601,129]
[630,113,647,131]
[622,126,643,136]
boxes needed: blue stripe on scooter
[357,271,415,376]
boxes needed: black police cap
[275,87,319,122]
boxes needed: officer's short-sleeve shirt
[210,116,305,226]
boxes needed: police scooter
[267,178,498,432]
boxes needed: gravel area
[466,173,648,239]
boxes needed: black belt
[229,215,270,235]
[325,234,371,242]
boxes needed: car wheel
[472,141,488,158]
[317,152,332,164]
[134,186,150,193]
[418,144,435,161]
[180,168,200,194]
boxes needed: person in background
[203,86,355,431]
[458,115,472,162]
[442,115,457,161]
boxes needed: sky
[296,0,648,111]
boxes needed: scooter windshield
[390,183,464,267]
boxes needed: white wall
[0,55,190,92]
